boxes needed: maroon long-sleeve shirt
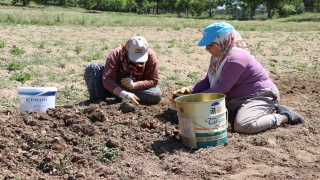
[102,46,159,93]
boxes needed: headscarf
[208,30,249,87]
[119,44,145,81]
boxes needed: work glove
[170,87,192,103]
[173,87,191,96]
[121,78,135,90]
[119,90,140,105]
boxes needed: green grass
[0,4,319,109]
[1,5,320,31]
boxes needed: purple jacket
[189,49,277,101]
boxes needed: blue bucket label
[18,91,56,96]
[210,101,222,115]
[195,129,228,148]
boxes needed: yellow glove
[170,87,191,102]
[121,78,135,90]
[119,91,140,105]
[173,87,191,96]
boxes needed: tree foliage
[12,0,31,6]
[9,0,316,19]
[76,0,97,10]
[278,0,305,17]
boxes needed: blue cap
[198,22,234,46]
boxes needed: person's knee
[233,120,255,134]
[147,94,162,104]
[233,122,249,134]
[85,62,101,71]
[84,62,103,79]
[140,93,162,104]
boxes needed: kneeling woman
[173,22,304,134]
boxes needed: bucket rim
[175,93,225,103]
[17,87,57,91]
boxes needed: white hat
[125,36,149,63]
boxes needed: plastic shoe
[276,105,305,125]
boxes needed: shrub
[278,0,305,17]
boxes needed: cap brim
[128,52,148,63]
[197,37,215,46]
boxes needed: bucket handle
[178,108,228,134]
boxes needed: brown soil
[1,73,320,180]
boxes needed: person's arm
[203,51,248,94]
[102,47,122,94]
[133,49,159,90]
[188,73,211,93]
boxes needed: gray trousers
[226,88,283,134]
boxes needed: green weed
[74,45,82,54]
[54,41,64,46]
[69,69,75,74]
[6,61,23,71]
[55,150,71,173]
[173,26,181,31]
[38,41,45,49]
[10,45,25,55]
[295,63,308,71]
[268,62,276,68]
[187,71,197,78]
[83,53,101,61]
[153,44,161,51]
[10,72,31,83]
[0,41,5,48]
[102,45,109,50]
[167,39,176,48]
[159,66,167,71]
[96,145,119,164]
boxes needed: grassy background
[0,5,320,109]
[1,5,320,31]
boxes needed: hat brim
[128,52,148,63]
[197,37,215,46]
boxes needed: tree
[125,0,137,12]
[94,0,108,10]
[33,0,50,5]
[11,0,31,6]
[240,0,263,19]
[76,0,97,10]
[106,0,126,11]
[303,0,316,7]
[189,0,207,17]
[163,0,179,13]
[259,0,278,18]
[177,0,190,16]
[278,0,305,17]
[206,0,220,18]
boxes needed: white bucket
[175,93,228,148]
[17,87,58,113]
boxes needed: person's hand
[170,87,191,102]
[121,78,135,90]
[119,91,140,105]
[173,87,191,96]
